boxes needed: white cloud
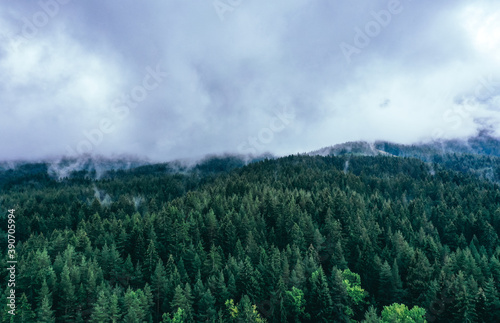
[1,0,500,161]
[462,3,500,59]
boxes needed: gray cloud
[1,0,500,161]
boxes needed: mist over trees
[1,151,500,322]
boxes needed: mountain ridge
[308,132,500,159]
[2,133,500,183]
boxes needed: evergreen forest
[2,148,500,322]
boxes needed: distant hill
[309,131,500,160]
[0,153,277,190]
[308,132,500,182]
[2,132,500,186]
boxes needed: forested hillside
[311,132,500,160]
[310,134,500,183]
[1,154,500,322]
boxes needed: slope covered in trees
[310,134,500,183]
[1,153,500,322]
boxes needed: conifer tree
[90,290,109,323]
[378,260,394,306]
[483,277,500,321]
[237,295,267,323]
[59,264,76,321]
[309,267,333,321]
[329,268,350,322]
[407,249,433,305]
[109,292,122,323]
[151,259,168,319]
[286,287,307,323]
[37,291,55,323]
[17,293,36,323]
[198,289,217,322]
[170,284,194,322]
[123,288,147,323]
[361,306,380,323]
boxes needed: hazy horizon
[2,0,500,161]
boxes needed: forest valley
[1,138,500,322]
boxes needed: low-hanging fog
[1,0,500,162]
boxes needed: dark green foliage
[2,152,500,322]
[16,293,36,322]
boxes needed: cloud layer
[1,0,500,161]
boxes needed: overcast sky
[1,0,500,161]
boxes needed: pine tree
[132,260,144,287]
[329,268,349,322]
[291,223,306,252]
[143,239,159,280]
[289,259,306,289]
[177,258,188,283]
[198,289,217,322]
[309,267,333,321]
[143,283,155,323]
[151,259,168,320]
[37,293,55,323]
[109,292,121,323]
[17,293,36,323]
[192,278,205,321]
[37,278,51,309]
[121,254,135,286]
[84,266,98,308]
[361,306,380,323]
[59,264,76,321]
[285,287,307,323]
[76,283,87,319]
[341,269,368,321]
[463,278,479,323]
[162,308,186,323]
[237,295,267,323]
[483,277,500,322]
[391,259,405,301]
[213,271,229,308]
[183,282,195,322]
[170,284,194,322]
[272,277,288,322]
[123,288,147,323]
[407,249,433,305]
[204,244,223,276]
[378,260,394,306]
[239,257,259,300]
[108,243,123,284]
[90,290,109,323]
[227,273,238,299]
[451,274,478,323]
[234,239,245,261]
